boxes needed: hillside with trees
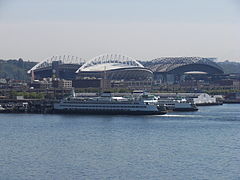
[0,58,36,80]
[218,61,240,74]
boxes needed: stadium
[143,57,224,74]
[142,57,224,83]
[76,53,153,81]
[28,55,85,80]
[29,55,224,85]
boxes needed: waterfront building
[29,79,52,89]
[52,79,72,89]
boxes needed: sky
[0,0,240,62]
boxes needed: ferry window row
[60,105,146,108]
[63,102,140,105]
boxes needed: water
[0,104,240,180]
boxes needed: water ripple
[0,104,240,179]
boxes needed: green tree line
[0,58,36,80]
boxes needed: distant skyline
[0,0,240,62]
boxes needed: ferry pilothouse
[54,92,167,115]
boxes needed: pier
[0,99,55,114]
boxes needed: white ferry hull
[53,103,166,115]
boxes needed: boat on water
[137,92,198,112]
[158,98,198,111]
[0,105,6,112]
[54,92,167,115]
[193,93,223,106]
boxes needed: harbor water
[0,104,240,180]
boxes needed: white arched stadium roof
[76,53,143,72]
[28,55,85,73]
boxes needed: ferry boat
[0,105,6,112]
[138,92,198,112]
[54,92,167,115]
[158,98,198,112]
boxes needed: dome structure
[144,57,224,74]
[76,53,153,81]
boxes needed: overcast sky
[0,0,240,62]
